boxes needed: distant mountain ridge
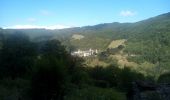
[1,12,170,48]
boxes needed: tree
[40,40,68,59]
[117,67,145,91]
[31,58,68,100]
[158,72,170,83]
[0,32,36,79]
[88,65,120,88]
[31,40,70,100]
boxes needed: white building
[71,48,98,57]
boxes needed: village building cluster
[71,49,98,57]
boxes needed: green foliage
[0,78,31,100]
[31,58,68,100]
[125,31,170,75]
[116,67,145,91]
[70,36,111,50]
[41,40,68,58]
[127,56,145,64]
[64,86,126,100]
[70,67,90,87]
[88,65,120,88]
[142,91,162,100]
[87,65,146,92]
[0,32,36,79]
[157,72,170,83]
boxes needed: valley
[0,12,170,100]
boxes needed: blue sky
[1,0,170,29]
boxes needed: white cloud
[27,18,36,22]
[45,25,71,29]
[120,10,136,17]
[3,25,71,30]
[40,10,52,16]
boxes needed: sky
[1,0,170,29]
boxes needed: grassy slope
[70,36,111,50]
[72,34,84,40]
[108,39,126,48]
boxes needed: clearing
[108,39,126,48]
[72,34,84,40]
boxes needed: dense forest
[0,12,170,100]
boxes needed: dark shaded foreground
[127,81,170,100]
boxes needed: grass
[72,34,84,40]
[109,54,138,68]
[70,36,111,50]
[108,39,126,48]
[84,57,109,67]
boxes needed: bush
[157,72,170,83]
[31,58,68,100]
[64,86,126,100]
